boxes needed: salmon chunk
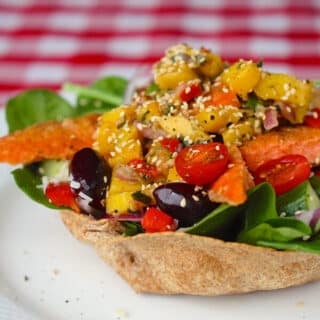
[0,113,99,165]
[240,126,320,172]
[208,146,254,206]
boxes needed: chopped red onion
[134,121,166,139]
[294,208,320,232]
[114,164,140,182]
[263,108,279,131]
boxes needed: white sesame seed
[70,180,81,189]
[302,235,311,241]
[192,195,200,201]
[180,197,187,207]
[110,151,116,157]
[115,146,122,153]
[78,192,93,202]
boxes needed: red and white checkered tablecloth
[0,0,319,106]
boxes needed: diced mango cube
[221,61,261,98]
[155,65,198,90]
[195,106,242,133]
[254,73,313,123]
[198,52,224,78]
[135,100,161,122]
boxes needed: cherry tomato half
[175,142,228,185]
[304,108,320,128]
[160,138,181,153]
[45,182,78,211]
[128,159,159,179]
[141,207,176,233]
[253,154,311,195]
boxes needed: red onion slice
[263,107,279,131]
[294,208,320,232]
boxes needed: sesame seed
[280,212,287,217]
[115,146,122,153]
[185,86,191,94]
[70,181,81,189]
[180,197,187,207]
[302,235,311,241]
[78,192,93,202]
[192,195,200,201]
[110,151,116,157]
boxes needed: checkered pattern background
[0,0,319,106]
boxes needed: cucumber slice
[39,159,69,181]
[276,180,320,216]
[310,175,320,197]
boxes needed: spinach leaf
[145,82,159,95]
[121,221,144,237]
[12,165,60,209]
[243,183,278,230]
[238,218,311,245]
[6,89,75,133]
[64,76,127,115]
[185,203,245,239]
[257,239,320,254]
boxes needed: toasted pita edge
[60,210,320,296]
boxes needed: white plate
[1,109,320,320]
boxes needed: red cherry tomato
[128,159,158,179]
[141,207,176,233]
[178,82,202,102]
[175,142,229,185]
[253,154,311,195]
[160,138,181,153]
[45,182,78,211]
[304,108,320,128]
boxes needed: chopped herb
[146,82,159,95]
[121,221,144,236]
[141,110,150,123]
[256,60,264,68]
[132,191,152,204]
[116,120,126,129]
[245,93,259,110]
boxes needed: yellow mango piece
[167,166,183,182]
[96,105,136,155]
[108,139,142,168]
[107,168,142,215]
[135,100,161,122]
[107,192,139,215]
[158,115,209,141]
[155,64,198,90]
[221,60,261,98]
[198,53,224,78]
[254,73,313,122]
[222,120,254,147]
[195,106,242,133]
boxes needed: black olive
[153,182,217,227]
[70,148,111,219]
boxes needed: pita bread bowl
[1,43,320,296]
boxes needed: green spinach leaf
[12,166,60,209]
[238,218,311,245]
[244,183,278,230]
[145,82,159,95]
[6,89,75,133]
[185,203,245,239]
[257,239,320,254]
[64,76,127,115]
